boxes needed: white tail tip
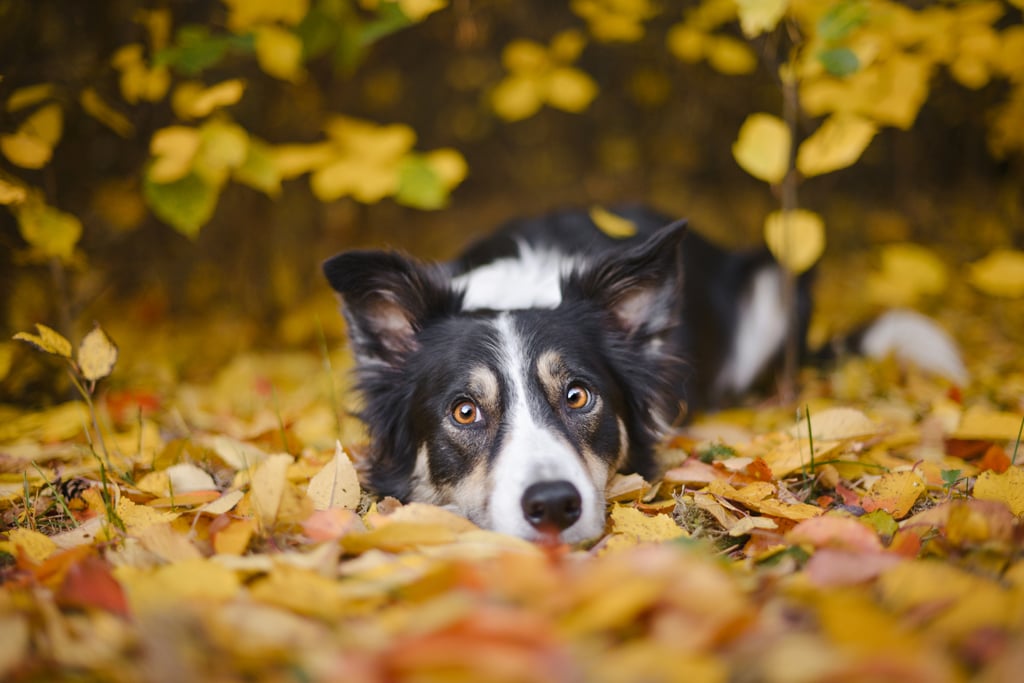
[860,310,968,385]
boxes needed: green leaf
[14,197,82,262]
[818,47,860,77]
[156,26,254,76]
[296,5,342,61]
[817,0,868,44]
[143,170,220,238]
[395,155,447,210]
[860,509,898,540]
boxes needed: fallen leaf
[973,467,1024,516]
[306,441,361,510]
[805,548,903,587]
[953,407,1024,441]
[56,556,130,617]
[609,504,687,543]
[788,515,884,553]
[0,527,58,564]
[861,471,926,519]
[967,248,1024,298]
[589,205,638,238]
[789,406,878,440]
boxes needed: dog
[323,205,966,543]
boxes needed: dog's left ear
[567,219,687,339]
[322,250,457,366]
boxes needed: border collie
[323,205,965,543]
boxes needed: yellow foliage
[255,25,305,82]
[732,113,791,184]
[0,528,58,564]
[1,103,63,170]
[571,0,657,43]
[223,0,309,31]
[172,79,247,120]
[12,323,72,359]
[77,324,118,382]
[12,194,83,263]
[79,88,135,138]
[306,442,361,511]
[5,83,56,112]
[111,44,169,104]
[796,113,877,178]
[763,209,825,274]
[148,126,201,183]
[967,249,1024,298]
[705,35,757,75]
[735,0,787,38]
[492,30,597,121]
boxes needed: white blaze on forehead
[486,315,606,543]
[453,242,577,311]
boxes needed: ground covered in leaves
[2,261,1024,683]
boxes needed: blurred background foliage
[1,0,1022,403]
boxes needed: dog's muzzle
[520,480,582,532]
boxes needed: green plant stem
[66,365,113,470]
[1012,416,1023,467]
[779,47,802,405]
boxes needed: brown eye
[452,400,480,425]
[565,384,591,410]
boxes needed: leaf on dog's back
[306,441,361,510]
[589,206,637,238]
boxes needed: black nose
[521,480,582,531]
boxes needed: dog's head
[323,222,686,543]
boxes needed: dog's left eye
[565,383,592,410]
[451,400,482,426]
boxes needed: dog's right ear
[322,250,458,365]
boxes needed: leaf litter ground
[1,258,1023,683]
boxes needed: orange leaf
[56,556,130,618]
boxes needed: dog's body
[324,206,965,543]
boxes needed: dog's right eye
[452,400,481,426]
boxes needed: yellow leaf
[706,479,822,520]
[732,113,791,184]
[796,114,876,178]
[341,521,457,553]
[666,23,705,63]
[250,564,348,619]
[273,142,336,179]
[0,528,57,564]
[148,126,201,183]
[790,407,878,440]
[116,496,179,530]
[250,453,294,530]
[397,0,447,22]
[735,0,788,37]
[306,441,361,510]
[973,467,1024,516]
[311,157,397,203]
[491,74,544,121]
[546,67,599,113]
[862,471,926,519]
[12,196,82,262]
[0,342,13,382]
[113,45,171,104]
[609,505,686,542]
[223,0,309,31]
[77,323,118,382]
[967,249,1024,298]
[953,406,1024,441]
[115,558,241,612]
[705,35,758,75]
[213,518,257,555]
[0,103,63,169]
[424,148,468,188]
[368,502,478,533]
[760,437,840,477]
[589,205,637,238]
[550,28,587,62]
[502,40,549,73]
[196,119,250,180]
[255,25,305,82]
[867,242,948,307]
[5,83,55,112]
[172,79,246,120]
[79,88,135,138]
[764,209,825,274]
[0,132,52,169]
[0,176,27,205]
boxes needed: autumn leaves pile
[0,314,1022,682]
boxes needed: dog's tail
[824,309,968,385]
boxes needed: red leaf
[56,556,130,618]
